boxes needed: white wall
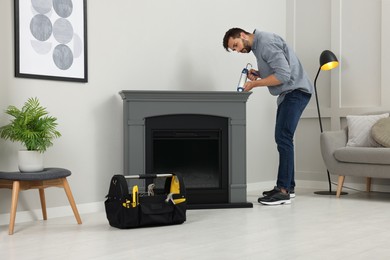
[0,0,286,215]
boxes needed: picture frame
[14,0,88,83]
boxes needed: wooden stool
[0,168,82,235]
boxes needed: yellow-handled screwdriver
[132,185,138,207]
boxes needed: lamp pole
[313,67,324,133]
[313,66,333,195]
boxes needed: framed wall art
[14,0,88,82]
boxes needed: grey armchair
[320,128,390,197]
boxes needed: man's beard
[241,39,252,53]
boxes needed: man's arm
[244,74,281,92]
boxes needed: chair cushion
[334,147,390,165]
[0,168,71,181]
[371,117,390,147]
[346,113,389,147]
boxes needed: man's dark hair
[223,28,250,51]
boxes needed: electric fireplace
[119,91,252,209]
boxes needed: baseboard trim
[0,201,104,226]
[247,180,390,193]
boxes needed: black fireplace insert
[145,114,228,206]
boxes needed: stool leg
[366,177,372,192]
[39,188,48,220]
[9,181,20,235]
[62,178,82,224]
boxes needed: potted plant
[0,97,61,172]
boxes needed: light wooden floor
[1,187,390,260]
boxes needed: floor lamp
[313,50,347,195]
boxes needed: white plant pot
[18,150,44,172]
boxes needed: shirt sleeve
[261,41,291,84]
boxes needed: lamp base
[314,191,348,195]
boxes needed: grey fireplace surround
[119,90,252,208]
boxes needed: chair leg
[9,181,20,235]
[61,178,82,224]
[366,177,372,192]
[39,188,48,220]
[336,176,345,198]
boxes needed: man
[223,28,313,205]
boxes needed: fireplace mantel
[119,90,252,208]
[119,90,251,102]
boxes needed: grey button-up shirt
[252,29,313,105]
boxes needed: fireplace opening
[145,114,228,205]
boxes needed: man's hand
[243,80,257,92]
[243,69,260,91]
[247,69,260,81]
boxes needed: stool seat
[0,167,82,235]
[0,168,71,181]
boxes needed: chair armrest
[320,128,348,173]
[321,128,348,152]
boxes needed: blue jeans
[275,90,311,191]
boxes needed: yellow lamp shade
[321,61,339,71]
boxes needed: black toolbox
[105,173,186,229]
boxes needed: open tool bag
[104,173,186,229]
